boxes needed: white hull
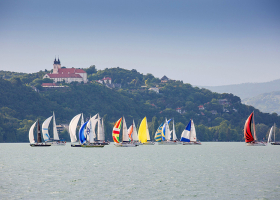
[246,142,266,146]
[114,143,137,147]
[158,141,178,145]
[133,141,142,146]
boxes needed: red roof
[198,105,204,108]
[176,107,182,110]
[46,73,82,78]
[58,68,86,74]
[42,83,57,86]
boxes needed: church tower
[53,57,61,74]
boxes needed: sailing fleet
[29,111,279,147]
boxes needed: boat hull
[158,141,178,145]
[71,144,82,147]
[81,144,104,148]
[114,143,137,147]
[45,140,66,146]
[30,143,51,147]
[143,141,155,145]
[95,141,110,145]
[271,142,280,145]
[246,142,266,146]
[182,141,201,145]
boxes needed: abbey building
[43,58,88,83]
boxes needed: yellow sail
[138,117,147,143]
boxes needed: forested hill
[0,67,279,143]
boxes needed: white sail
[29,121,37,144]
[190,120,197,142]
[165,119,171,141]
[81,113,84,126]
[98,117,105,141]
[268,126,273,143]
[122,117,129,142]
[42,116,52,142]
[132,120,138,141]
[172,119,177,140]
[97,114,105,141]
[146,118,151,141]
[53,112,59,140]
[88,114,98,139]
[88,119,94,143]
[69,113,81,143]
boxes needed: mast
[274,123,276,142]
[37,119,42,143]
[253,111,257,141]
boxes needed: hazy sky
[0,0,279,86]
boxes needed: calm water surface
[0,142,279,199]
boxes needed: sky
[0,0,279,86]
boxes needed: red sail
[244,112,254,143]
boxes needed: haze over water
[0,143,279,199]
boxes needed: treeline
[0,67,280,142]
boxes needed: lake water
[0,142,279,199]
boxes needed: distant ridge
[200,79,280,100]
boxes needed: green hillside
[1,67,280,143]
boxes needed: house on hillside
[161,75,170,83]
[198,105,205,110]
[43,58,88,83]
[96,77,121,89]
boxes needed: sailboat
[42,112,66,146]
[138,117,154,145]
[29,119,51,147]
[69,113,82,147]
[180,119,201,145]
[80,119,104,148]
[130,120,142,145]
[267,123,280,145]
[94,114,110,145]
[158,118,177,145]
[244,112,265,146]
[113,117,137,147]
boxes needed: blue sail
[180,120,191,142]
[79,121,88,144]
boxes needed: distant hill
[201,79,280,100]
[243,91,280,114]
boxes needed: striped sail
[155,122,164,142]
[29,121,37,144]
[138,117,147,143]
[112,118,122,143]
[42,116,52,142]
[181,120,191,142]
